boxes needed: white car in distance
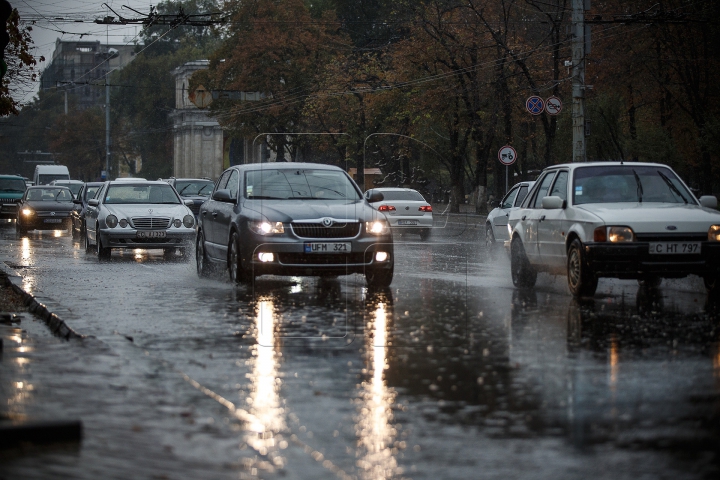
[365,187,433,240]
[507,162,720,297]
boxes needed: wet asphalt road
[0,219,719,479]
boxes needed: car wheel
[638,276,662,288]
[703,275,720,297]
[71,222,77,238]
[84,228,93,252]
[196,231,210,277]
[15,219,27,236]
[228,231,253,284]
[366,263,394,288]
[96,227,111,258]
[510,237,537,288]
[485,224,495,248]
[419,228,431,241]
[567,239,598,297]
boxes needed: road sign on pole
[498,145,517,166]
[525,96,545,115]
[545,96,562,115]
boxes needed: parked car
[485,181,535,246]
[15,186,74,234]
[49,179,84,198]
[196,163,394,287]
[84,180,196,258]
[364,187,433,240]
[70,182,104,238]
[507,161,720,297]
[165,177,215,218]
[0,174,28,221]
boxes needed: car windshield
[376,190,426,201]
[38,174,69,185]
[86,186,100,199]
[25,188,73,202]
[0,178,27,193]
[244,169,361,200]
[175,180,214,197]
[54,182,83,196]
[573,165,695,205]
[104,184,180,204]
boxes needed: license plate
[304,242,351,253]
[649,242,701,254]
[397,220,418,225]
[43,218,62,223]
[136,230,166,238]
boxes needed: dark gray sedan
[196,163,394,287]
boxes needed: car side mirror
[88,199,99,207]
[213,189,235,203]
[541,196,565,210]
[699,195,718,209]
[73,199,82,204]
[183,199,194,206]
[489,199,499,208]
[367,191,384,203]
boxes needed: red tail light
[378,205,396,212]
[419,205,432,212]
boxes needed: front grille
[278,252,372,265]
[37,211,70,217]
[635,233,707,242]
[291,222,360,239]
[132,217,171,229]
[0,198,19,204]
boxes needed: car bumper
[385,215,433,230]
[100,228,196,249]
[584,242,720,279]
[240,232,394,277]
[20,216,71,229]
[0,204,19,219]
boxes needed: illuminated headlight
[257,252,274,262]
[119,219,128,228]
[249,220,284,235]
[375,251,389,262]
[366,220,389,235]
[608,226,634,242]
[21,208,34,216]
[173,218,182,228]
[183,215,194,228]
[106,214,118,228]
[709,225,720,241]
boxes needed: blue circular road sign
[526,96,545,115]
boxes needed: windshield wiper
[197,184,210,195]
[247,195,285,200]
[657,170,688,204]
[632,169,643,203]
[178,184,191,195]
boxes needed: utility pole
[105,22,110,180]
[572,0,590,162]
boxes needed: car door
[213,169,239,255]
[536,170,569,268]
[522,171,557,263]
[85,184,105,243]
[201,170,230,258]
[72,185,85,230]
[492,186,520,240]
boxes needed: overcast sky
[15,0,153,103]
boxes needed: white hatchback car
[365,188,433,240]
[507,162,720,297]
[485,181,535,246]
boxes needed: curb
[0,262,83,340]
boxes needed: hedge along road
[0,222,719,480]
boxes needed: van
[34,165,70,186]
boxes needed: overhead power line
[94,4,226,27]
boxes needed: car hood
[181,195,209,203]
[575,203,720,233]
[242,199,381,223]
[25,201,74,212]
[103,203,191,219]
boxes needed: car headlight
[366,220,390,235]
[709,225,720,241]
[183,215,194,228]
[106,214,118,228]
[119,219,128,228]
[248,220,284,235]
[173,218,182,228]
[21,208,34,216]
[594,226,634,242]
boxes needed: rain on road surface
[1,219,718,479]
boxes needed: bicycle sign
[498,145,517,166]
[545,96,562,115]
[525,96,545,115]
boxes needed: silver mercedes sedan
[84,180,196,258]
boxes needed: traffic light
[1,1,11,79]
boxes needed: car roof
[50,179,84,184]
[370,187,421,192]
[172,178,214,181]
[27,185,70,189]
[0,174,24,179]
[107,179,164,185]
[113,177,148,182]
[233,162,344,171]
[544,161,674,170]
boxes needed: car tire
[510,237,537,288]
[71,222,77,238]
[84,229,93,252]
[366,263,394,288]
[485,224,496,248]
[638,276,662,288]
[703,275,720,297]
[419,228,431,241]
[567,239,598,297]
[15,219,27,236]
[96,227,111,258]
[196,231,210,277]
[228,231,253,284]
